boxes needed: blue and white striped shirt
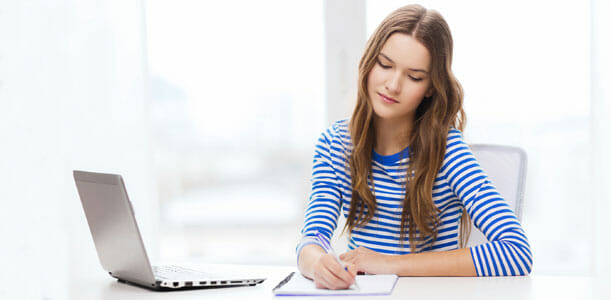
[297,119,532,276]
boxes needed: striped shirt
[297,119,532,276]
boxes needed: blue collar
[372,146,410,165]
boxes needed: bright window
[145,0,324,265]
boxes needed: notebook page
[273,272,398,296]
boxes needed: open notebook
[272,272,398,296]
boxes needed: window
[145,0,324,264]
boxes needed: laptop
[73,170,266,290]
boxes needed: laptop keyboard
[153,265,215,280]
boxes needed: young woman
[296,4,532,289]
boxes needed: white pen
[314,232,360,290]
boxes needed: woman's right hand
[311,253,357,289]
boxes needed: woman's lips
[378,92,399,104]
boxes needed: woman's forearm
[389,247,477,276]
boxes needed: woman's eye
[409,76,423,82]
[377,60,391,69]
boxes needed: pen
[314,231,360,290]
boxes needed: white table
[69,264,610,300]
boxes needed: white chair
[465,144,527,247]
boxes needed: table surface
[69,264,610,300]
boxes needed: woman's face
[367,33,432,123]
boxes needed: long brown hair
[346,4,469,251]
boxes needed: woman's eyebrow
[379,52,394,63]
[379,52,428,74]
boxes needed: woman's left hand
[339,247,394,274]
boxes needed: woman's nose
[385,73,401,95]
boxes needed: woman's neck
[373,116,413,156]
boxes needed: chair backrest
[465,144,527,247]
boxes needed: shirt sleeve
[295,127,343,263]
[441,130,533,276]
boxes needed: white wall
[324,0,366,124]
[591,0,611,276]
[0,1,156,299]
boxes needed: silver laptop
[73,170,266,290]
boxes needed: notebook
[273,272,398,296]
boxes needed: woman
[296,4,532,289]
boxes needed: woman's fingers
[314,266,346,289]
[321,265,350,289]
[313,268,335,289]
[313,254,356,289]
[346,263,358,277]
[323,256,355,285]
[339,251,352,263]
[340,250,358,266]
